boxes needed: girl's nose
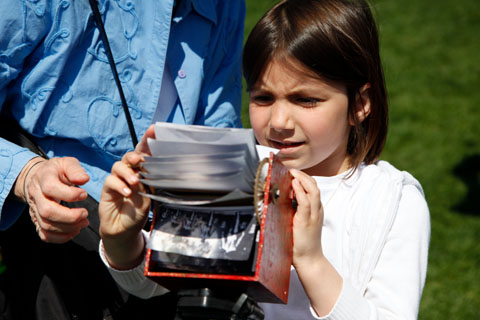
[269,102,294,131]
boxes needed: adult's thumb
[62,157,90,185]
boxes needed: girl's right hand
[99,151,151,270]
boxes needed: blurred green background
[242,0,480,318]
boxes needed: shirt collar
[174,0,217,25]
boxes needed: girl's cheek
[250,109,268,139]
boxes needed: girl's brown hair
[243,0,388,168]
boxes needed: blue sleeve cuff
[0,140,38,230]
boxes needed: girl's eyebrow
[254,82,323,93]
[250,80,268,89]
[250,87,268,92]
[249,85,271,93]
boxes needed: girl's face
[249,59,352,176]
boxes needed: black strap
[0,119,48,159]
[88,0,138,147]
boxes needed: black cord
[88,0,138,147]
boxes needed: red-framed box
[144,153,294,304]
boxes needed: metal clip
[270,185,281,204]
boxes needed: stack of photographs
[141,122,260,205]
[141,122,261,275]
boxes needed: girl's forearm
[295,254,343,317]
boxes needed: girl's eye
[251,95,274,105]
[295,97,320,107]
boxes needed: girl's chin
[275,156,303,170]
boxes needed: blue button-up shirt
[0,0,245,228]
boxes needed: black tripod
[174,288,264,320]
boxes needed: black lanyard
[88,0,139,147]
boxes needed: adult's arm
[0,0,50,228]
[0,1,90,240]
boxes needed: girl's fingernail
[123,187,131,195]
[129,175,138,184]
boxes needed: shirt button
[178,70,186,79]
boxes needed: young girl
[98,0,430,318]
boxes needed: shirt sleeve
[313,280,373,320]
[317,184,430,320]
[363,184,430,319]
[0,0,51,228]
[0,140,38,230]
[99,230,169,299]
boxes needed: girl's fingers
[102,164,149,211]
[135,124,155,155]
[122,151,144,166]
[290,169,319,196]
[292,178,309,207]
[111,161,139,188]
[119,152,149,194]
[290,169,322,220]
[102,175,132,202]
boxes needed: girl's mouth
[269,139,304,152]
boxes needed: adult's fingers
[28,158,88,204]
[60,157,90,186]
[35,226,82,243]
[29,205,88,243]
[33,194,88,225]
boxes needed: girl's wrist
[102,232,146,270]
[293,249,326,273]
[294,253,343,317]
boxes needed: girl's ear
[350,83,371,125]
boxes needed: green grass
[243,1,480,318]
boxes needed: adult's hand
[16,157,90,243]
